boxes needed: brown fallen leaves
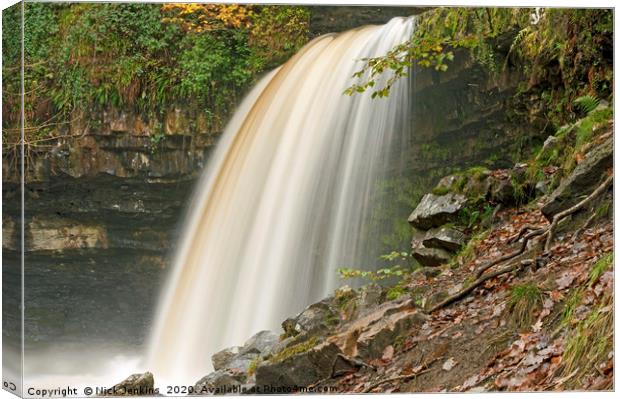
[323,205,613,393]
[456,222,614,392]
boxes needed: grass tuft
[508,283,542,330]
[560,294,613,389]
[588,252,613,287]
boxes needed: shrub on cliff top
[1,3,310,146]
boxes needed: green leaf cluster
[346,7,613,108]
[2,3,310,145]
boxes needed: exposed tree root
[475,228,545,279]
[507,224,543,244]
[573,211,597,238]
[431,173,613,314]
[430,261,525,313]
[544,174,613,251]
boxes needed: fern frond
[573,95,600,115]
[508,27,530,56]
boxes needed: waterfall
[147,17,415,385]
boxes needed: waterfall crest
[147,17,415,384]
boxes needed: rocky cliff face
[308,5,427,37]
[405,45,551,192]
[2,106,209,346]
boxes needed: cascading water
[147,17,415,385]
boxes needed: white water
[147,17,415,386]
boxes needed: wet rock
[211,332,278,373]
[356,309,428,359]
[107,372,155,396]
[212,346,241,371]
[328,299,415,355]
[27,216,109,251]
[411,246,452,267]
[255,342,341,388]
[240,330,279,356]
[222,352,259,374]
[193,369,247,395]
[536,135,559,161]
[408,193,467,229]
[331,354,360,377]
[282,298,336,337]
[463,175,492,198]
[489,176,515,204]
[435,175,459,191]
[334,285,359,321]
[542,137,613,220]
[357,284,383,314]
[2,217,16,250]
[535,180,548,196]
[512,163,529,180]
[422,226,467,252]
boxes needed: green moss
[575,107,613,149]
[525,162,546,183]
[432,186,451,196]
[386,285,408,301]
[454,175,468,192]
[466,166,489,182]
[247,357,260,376]
[324,311,340,327]
[270,336,319,364]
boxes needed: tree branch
[431,261,524,313]
[475,228,546,278]
[429,173,613,314]
[545,174,613,251]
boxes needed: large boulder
[411,246,452,267]
[408,193,467,229]
[240,330,280,356]
[107,372,155,396]
[212,346,241,371]
[356,309,427,359]
[211,331,279,373]
[193,369,248,395]
[411,226,454,267]
[221,352,259,373]
[282,298,337,337]
[357,284,384,316]
[488,174,514,204]
[255,341,341,388]
[422,226,467,252]
[542,137,613,219]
